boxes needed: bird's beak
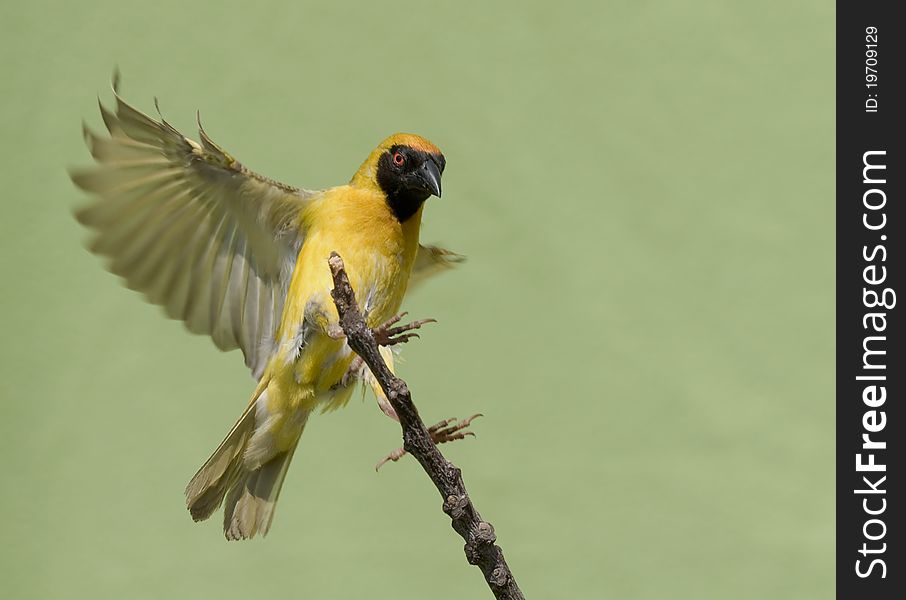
[415,157,442,198]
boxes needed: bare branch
[328,252,525,600]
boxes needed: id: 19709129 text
[865,26,879,113]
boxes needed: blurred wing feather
[408,245,465,291]
[71,86,315,378]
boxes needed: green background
[0,1,834,598]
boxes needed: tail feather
[223,440,299,540]
[185,386,306,540]
[185,403,256,522]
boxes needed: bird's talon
[372,314,436,347]
[430,413,482,444]
[427,417,457,434]
[375,413,481,470]
[333,355,364,390]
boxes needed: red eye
[392,152,405,166]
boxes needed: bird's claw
[372,312,436,347]
[428,413,483,444]
[330,355,364,391]
[375,414,482,471]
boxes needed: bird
[70,78,474,540]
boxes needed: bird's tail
[221,440,300,540]
[185,389,304,540]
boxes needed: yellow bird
[71,82,466,540]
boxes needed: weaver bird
[71,80,475,540]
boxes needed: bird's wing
[407,244,465,291]
[72,86,316,379]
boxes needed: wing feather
[72,82,316,378]
[408,245,465,291]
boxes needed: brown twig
[328,252,525,600]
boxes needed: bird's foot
[375,414,482,471]
[429,413,483,445]
[372,312,436,347]
[330,355,364,391]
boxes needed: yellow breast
[271,185,423,396]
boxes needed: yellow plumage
[71,81,456,540]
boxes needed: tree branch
[328,252,525,600]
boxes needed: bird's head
[351,133,445,222]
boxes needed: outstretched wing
[408,244,465,291]
[71,84,316,379]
